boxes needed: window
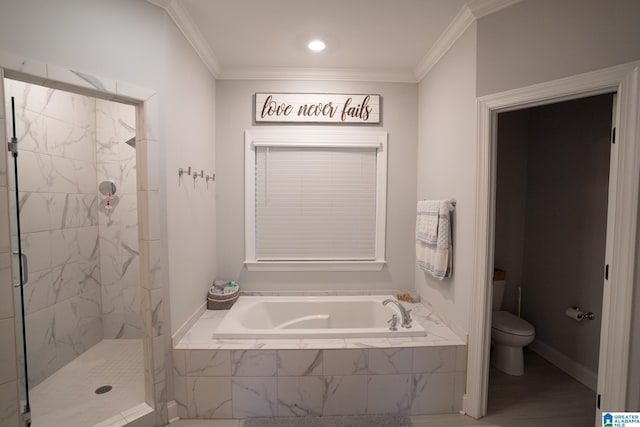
[245,128,387,271]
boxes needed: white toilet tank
[492,280,506,311]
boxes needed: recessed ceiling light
[308,39,326,52]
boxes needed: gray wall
[494,109,529,314]
[415,23,477,331]
[216,80,418,291]
[496,94,613,375]
[164,13,218,336]
[476,0,640,96]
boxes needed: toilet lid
[492,311,535,336]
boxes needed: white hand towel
[416,200,453,279]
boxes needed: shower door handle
[12,251,28,287]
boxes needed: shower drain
[95,385,113,395]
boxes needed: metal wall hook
[178,167,215,187]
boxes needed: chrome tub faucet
[383,298,413,328]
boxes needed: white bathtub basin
[213,295,426,339]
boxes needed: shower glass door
[6,89,31,426]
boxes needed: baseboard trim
[529,339,597,391]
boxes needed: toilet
[491,276,535,376]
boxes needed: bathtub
[213,295,426,339]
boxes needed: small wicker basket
[207,286,240,310]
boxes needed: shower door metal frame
[6,92,31,427]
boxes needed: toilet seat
[492,311,534,336]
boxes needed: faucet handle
[403,309,413,328]
[387,314,398,331]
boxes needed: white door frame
[465,61,640,419]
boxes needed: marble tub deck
[172,301,468,419]
[175,301,466,350]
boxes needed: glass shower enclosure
[4,76,143,427]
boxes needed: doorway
[466,62,640,421]
[487,93,614,422]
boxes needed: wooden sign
[255,93,381,124]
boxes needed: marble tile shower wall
[5,79,102,387]
[5,82,140,388]
[95,99,140,339]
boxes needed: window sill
[244,261,386,272]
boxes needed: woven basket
[207,288,240,310]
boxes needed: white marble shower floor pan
[30,339,146,427]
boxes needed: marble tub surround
[173,299,466,419]
[173,345,467,418]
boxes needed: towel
[416,200,453,279]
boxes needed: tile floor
[166,349,596,426]
[30,339,146,427]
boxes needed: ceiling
[147,0,519,82]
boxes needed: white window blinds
[255,146,378,261]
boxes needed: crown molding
[414,0,522,82]
[218,67,418,83]
[467,0,523,19]
[414,5,475,82]
[148,0,521,83]
[146,0,170,8]
[147,0,221,77]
